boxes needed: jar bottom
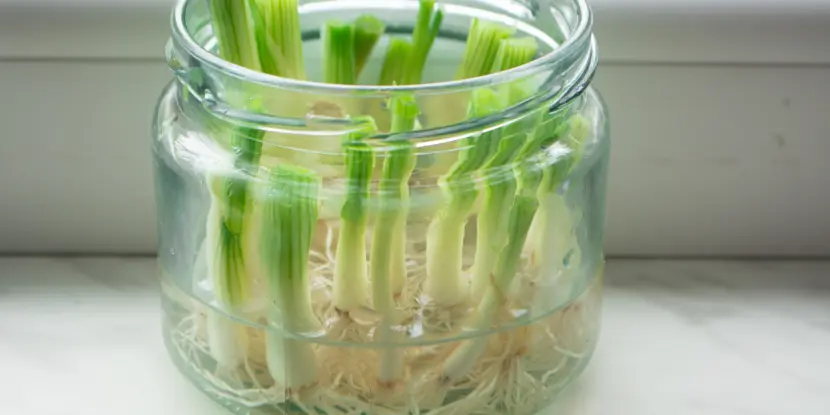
[161,271,602,415]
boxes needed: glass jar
[153,0,608,414]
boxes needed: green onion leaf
[354,14,386,77]
[208,0,262,70]
[261,164,322,389]
[490,37,538,73]
[323,21,357,85]
[252,0,306,79]
[333,119,378,312]
[456,19,515,79]
[379,38,414,86]
[403,0,444,85]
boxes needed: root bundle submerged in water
[164,238,603,415]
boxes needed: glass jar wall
[153,0,609,413]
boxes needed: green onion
[205,0,265,368]
[376,0,442,86]
[323,21,357,85]
[261,165,322,389]
[371,38,415,131]
[442,185,540,381]
[333,120,378,313]
[206,0,310,369]
[378,38,414,86]
[421,18,513,140]
[423,32,536,307]
[371,95,419,310]
[469,37,538,299]
[252,0,306,79]
[370,95,419,384]
[533,115,592,282]
[387,97,420,296]
[423,88,504,306]
[354,15,386,78]
[209,0,261,71]
[443,112,589,382]
[456,19,515,80]
[490,37,538,73]
[403,0,444,85]
[441,117,550,382]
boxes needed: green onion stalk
[378,0,443,86]
[321,16,381,314]
[370,95,419,384]
[441,114,555,382]
[378,39,414,86]
[421,19,515,132]
[468,37,538,300]
[423,88,504,307]
[441,111,590,382]
[204,0,265,369]
[374,1,441,129]
[323,16,387,84]
[320,18,385,119]
[260,165,322,390]
[420,18,515,180]
[332,122,377,313]
[277,16,383,166]
[354,15,386,78]
[324,21,358,85]
[532,115,592,304]
[205,0,311,369]
[421,27,525,308]
[252,0,306,79]
[456,19,517,80]
[403,0,444,85]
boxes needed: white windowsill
[3,257,829,415]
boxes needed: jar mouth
[170,0,594,97]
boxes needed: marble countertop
[1,257,828,415]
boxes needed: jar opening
[166,0,597,146]
[170,0,594,96]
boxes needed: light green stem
[370,96,418,383]
[252,0,305,78]
[403,0,444,85]
[323,21,357,85]
[423,89,504,306]
[354,15,386,77]
[261,165,321,389]
[333,123,377,312]
[443,178,540,381]
[206,0,264,368]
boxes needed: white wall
[0,0,828,256]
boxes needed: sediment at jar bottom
[161,264,603,415]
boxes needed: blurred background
[1,0,828,257]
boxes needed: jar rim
[170,0,594,96]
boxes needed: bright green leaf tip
[355,14,386,35]
[209,0,261,70]
[323,20,357,84]
[457,19,516,80]
[403,0,444,85]
[379,38,414,85]
[491,37,538,73]
[253,0,305,78]
[354,14,386,76]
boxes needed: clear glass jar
[153,0,608,414]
